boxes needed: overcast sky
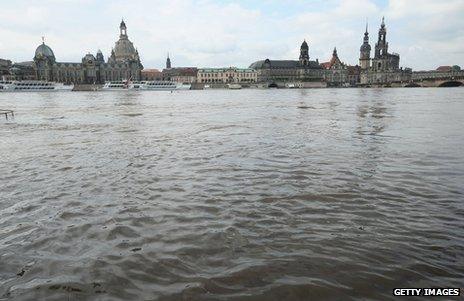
[0,0,463,70]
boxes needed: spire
[363,22,370,43]
[333,47,338,57]
[381,16,385,27]
[166,52,172,69]
[42,36,45,44]
[96,49,104,63]
[301,39,309,50]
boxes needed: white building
[197,67,257,84]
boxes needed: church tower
[96,50,105,63]
[166,53,171,69]
[299,40,309,66]
[359,23,371,69]
[120,19,127,38]
[375,17,388,58]
[371,17,400,72]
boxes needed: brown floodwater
[0,88,463,300]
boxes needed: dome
[301,40,309,50]
[83,53,96,61]
[113,39,136,61]
[35,43,55,60]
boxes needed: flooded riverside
[0,88,463,300]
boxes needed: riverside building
[34,20,143,84]
[320,48,350,87]
[249,40,324,86]
[162,55,198,84]
[197,67,257,84]
[359,18,411,85]
[0,59,12,77]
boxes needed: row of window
[15,83,53,86]
[15,87,54,90]
[200,79,256,83]
[54,71,133,78]
[199,73,256,78]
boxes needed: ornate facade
[320,48,350,86]
[34,20,143,84]
[359,18,411,85]
[249,40,323,84]
[198,67,257,84]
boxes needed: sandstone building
[249,40,324,84]
[0,59,12,77]
[197,67,257,84]
[359,18,411,85]
[320,48,350,86]
[34,20,143,84]
[162,55,198,84]
[141,69,163,81]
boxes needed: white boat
[228,84,242,89]
[0,80,74,92]
[102,80,136,91]
[285,83,298,89]
[140,81,186,91]
[177,83,192,90]
[102,80,189,91]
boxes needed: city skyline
[1,0,463,70]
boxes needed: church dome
[114,39,136,61]
[35,42,55,60]
[84,53,96,60]
[82,53,96,63]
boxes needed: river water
[0,88,463,300]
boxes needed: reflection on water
[0,89,463,300]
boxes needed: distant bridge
[407,70,464,87]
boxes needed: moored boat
[228,84,242,90]
[285,83,298,89]
[102,80,137,91]
[102,80,189,91]
[140,81,179,91]
[0,80,74,92]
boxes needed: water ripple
[1,89,464,300]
